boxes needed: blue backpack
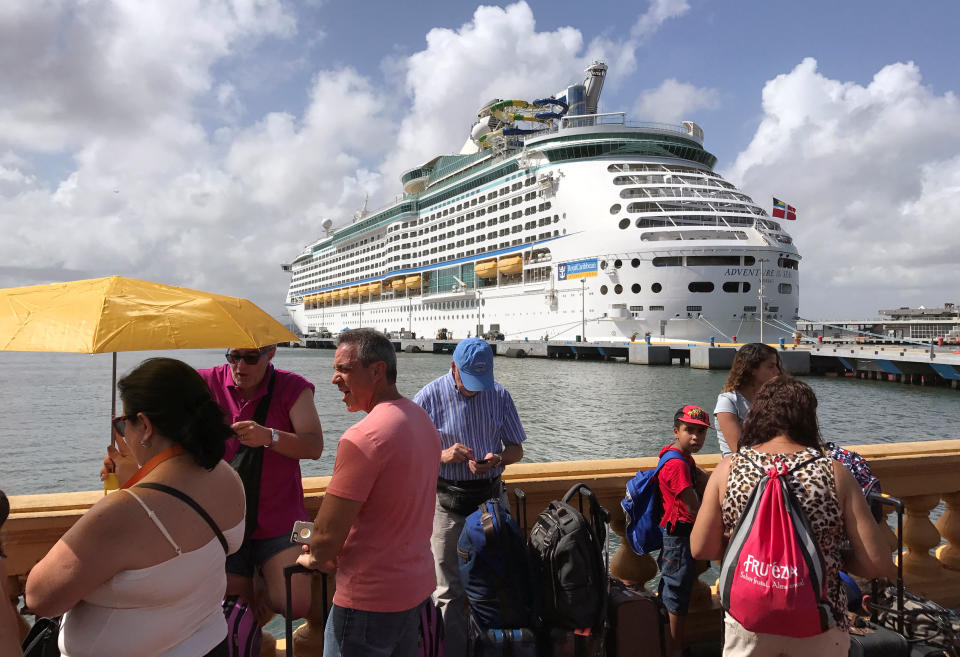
[621,450,686,555]
[458,498,534,630]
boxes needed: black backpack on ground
[529,483,609,633]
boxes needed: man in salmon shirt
[298,329,441,657]
[199,344,324,619]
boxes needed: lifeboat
[367,283,381,297]
[475,259,498,279]
[338,288,349,301]
[323,292,332,304]
[348,286,360,299]
[499,255,522,275]
[405,274,421,290]
[391,278,405,292]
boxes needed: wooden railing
[4,440,960,655]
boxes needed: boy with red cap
[658,405,711,657]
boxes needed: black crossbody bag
[229,370,276,541]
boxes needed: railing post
[935,490,960,571]
[902,494,944,581]
[291,572,329,656]
[608,510,658,587]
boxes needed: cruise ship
[283,62,801,343]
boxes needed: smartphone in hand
[290,520,314,545]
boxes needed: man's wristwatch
[267,428,280,449]
[493,453,503,467]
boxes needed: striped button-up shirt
[413,371,526,481]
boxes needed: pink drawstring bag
[719,454,835,638]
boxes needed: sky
[2,0,959,322]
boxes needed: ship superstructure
[283,62,800,342]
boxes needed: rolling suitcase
[848,492,949,657]
[283,564,325,657]
[606,576,667,657]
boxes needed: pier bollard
[935,491,960,572]
[608,510,658,587]
[778,337,785,349]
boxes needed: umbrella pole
[111,352,117,431]
[104,352,119,494]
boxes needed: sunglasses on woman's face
[112,415,132,437]
[225,349,268,365]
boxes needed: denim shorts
[225,533,295,577]
[657,530,696,616]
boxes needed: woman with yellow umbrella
[26,357,245,656]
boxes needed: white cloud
[725,58,960,317]
[0,0,295,153]
[0,0,690,319]
[633,78,720,124]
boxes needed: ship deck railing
[5,440,960,655]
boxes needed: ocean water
[1,347,958,496]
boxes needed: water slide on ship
[471,97,569,149]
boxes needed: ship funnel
[583,61,607,115]
[565,84,586,117]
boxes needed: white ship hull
[283,64,800,344]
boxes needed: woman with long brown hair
[713,343,782,455]
[692,376,893,657]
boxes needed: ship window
[743,282,751,293]
[687,256,741,266]
[778,257,799,270]
[767,306,779,312]
[614,259,622,269]
[631,284,641,293]
[631,258,640,268]
[600,285,608,295]
[650,305,664,311]
[479,195,486,202]
[686,306,702,312]
[778,283,793,294]
[653,257,682,267]
[630,305,643,311]
[743,256,756,266]
[743,305,757,312]
[600,260,608,270]
[651,283,662,293]
[614,284,623,294]
[722,282,740,293]
[511,225,522,234]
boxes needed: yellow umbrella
[0,276,299,490]
[0,275,297,352]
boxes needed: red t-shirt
[657,444,697,527]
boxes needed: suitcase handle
[513,487,528,536]
[283,564,326,657]
[865,492,904,634]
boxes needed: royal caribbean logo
[558,258,598,281]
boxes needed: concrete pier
[689,346,736,370]
[293,337,960,389]
[627,344,671,365]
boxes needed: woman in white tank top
[26,358,246,657]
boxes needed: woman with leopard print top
[691,376,894,657]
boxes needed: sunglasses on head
[112,415,132,437]
[225,348,269,365]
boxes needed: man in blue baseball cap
[414,337,527,655]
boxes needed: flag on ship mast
[772,198,797,220]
